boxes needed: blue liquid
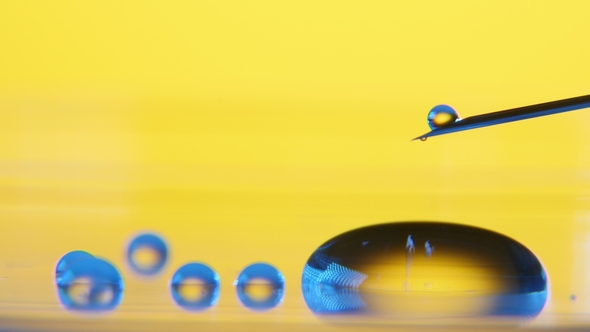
[301,222,547,319]
[235,263,285,311]
[170,262,220,311]
[55,250,94,282]
[126,233,168,276]
[56,257,124,312]
[427,105,460,130]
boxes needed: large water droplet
[427,105,460,130]
[127,233,168,276]
[170,262,220,311]
[235,262,285,311]
[301,222,547,319]
[57,257,124,312]
[55,250,94,281]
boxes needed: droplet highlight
[427,105,460,130]
[170,262,220,311]
[57,257,124,312]
[127,233,168,276]
[301,222,547,319]
[235,262,285,311]
[424,241,434,257]
[55,250,94,281]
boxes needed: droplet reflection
[170,262,220,311]
[57,257,124,312]
[127,233,168,276]
[301,222,547,319]
[235,263,285,311]
[427,105,460,130]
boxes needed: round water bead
[301,222,547,319]
[235,263,285,311]
[170,262,220,311]
[57,257,124,312]
[55,250,94,282]
[127,233,169,276]
[427,105,460,130]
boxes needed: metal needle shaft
[414,94,590,141]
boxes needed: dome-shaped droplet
[57,257,124,312]
[235,263,285,311]
[55,250,94,281]
[301,222,547,319]
[126,233,168,276]
[427,105,460,130]
[170,262,220,311]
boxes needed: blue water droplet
[126,233,168,276]
[301,222,547,319]
[427,105,460,130]
[57,257,124,312]
[170,262,220,311]
[235,263,285,311]
[55,250,94,281]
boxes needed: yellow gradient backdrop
[1,1,590,330]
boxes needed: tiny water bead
[127,233,168,276]
[57,257,124,312]
[170,262,220,311]
[301,222,547,319]
[235,263,285,311]
[55,250,94,281]
[427,105,460,130]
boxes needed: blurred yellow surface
[1,0,590,330]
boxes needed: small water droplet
[55,250,94,281]
[301,222,547,319]
[427,105,460,130]
[420,137,427,141]
[56,257,124,312]
[170,262,220,311]
[235,263,285,311]
[127,233,168,276]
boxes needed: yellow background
[1,1,590,330]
